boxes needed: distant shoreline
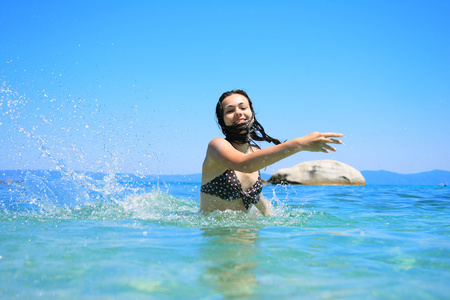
[1,169,449,186]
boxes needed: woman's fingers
[322,132,343,138]
[323,144,337,152]
[329,138,342,144]
[320,133,343,144]
[319,133,342,152]
[302,132,343,152]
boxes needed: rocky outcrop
[268,160,365,186]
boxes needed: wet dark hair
[216,90,281,145]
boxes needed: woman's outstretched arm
[206,132,343,173]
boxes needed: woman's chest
[234,170,259,191]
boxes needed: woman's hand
[254,195,273,216]
[296,132,343,153]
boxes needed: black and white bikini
[200,169,262,210]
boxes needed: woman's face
[221,94,254,127]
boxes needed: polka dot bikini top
[200,169,262,210]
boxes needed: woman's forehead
[222,94,249,108]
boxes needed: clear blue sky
[1,0,449,175]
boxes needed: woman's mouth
[234,118,247,125]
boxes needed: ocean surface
[1,171,449,299]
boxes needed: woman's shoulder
[207,137,230,149]
[202,138,229,183]
[209,137,226,143]
[204,138,229,164]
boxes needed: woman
[200,90,342,215]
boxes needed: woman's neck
[232,142,251,153]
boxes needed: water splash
[1,62,158,175]
[0,169,317,229]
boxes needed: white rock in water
[269,160,365,186]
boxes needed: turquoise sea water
[1,172,449,299]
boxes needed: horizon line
[1,168,450,176]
